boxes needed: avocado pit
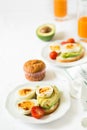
[40,26,52,33]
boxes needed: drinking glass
[77,0,87,41]
[53,0,68,21]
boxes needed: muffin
[23,59,46,81]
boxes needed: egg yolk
[18,89,32,96]
[66,44,75,49]
[50,45,60,51]
[39,87,51,94]
[18,101,34,110]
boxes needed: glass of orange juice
[77,0,87,41]
[54,0,68,21]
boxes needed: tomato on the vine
[66,38,75,43]
[31,106,45,119]
[61,41,68,45]
[49,51,58,60]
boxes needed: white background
[0,0,87,130]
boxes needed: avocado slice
[36,24,56,41]
[61,51,81,58]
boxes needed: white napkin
[64,63,87,99]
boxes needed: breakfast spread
[23,59,46,81]
[49,38,85,62]
[16,85,61,119]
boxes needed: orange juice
[78,17,87,38]
[54,0,67,18]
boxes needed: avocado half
[36,24,56,41]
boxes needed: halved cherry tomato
[66,38,75,43]
[61,41,68,45]
[49,51,58,60]
[31,106,45,119]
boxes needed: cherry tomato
[31,106,45,119]
[49,51,58,60]
[67,38,75,43]
[61,41,68,45]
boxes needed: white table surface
[0,0,87,129]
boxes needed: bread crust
[56,48,85,63]
[44,99,60,115]
[23,59,46,73]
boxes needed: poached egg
[61,43,81,53]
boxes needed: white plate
[5,81,70,124]
[41,40,87,68]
